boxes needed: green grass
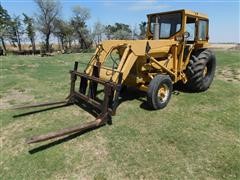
[0,51,240,179]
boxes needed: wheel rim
[158,84,169,103]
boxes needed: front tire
[186,49,216,92]
[147,75,173,110]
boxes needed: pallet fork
[15,61,122,144]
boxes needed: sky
[1,0,240,43]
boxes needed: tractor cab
[147,9,209,47]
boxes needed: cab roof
[147,9,208,19]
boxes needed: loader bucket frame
[68,61,123,118]
[20,61,123,144]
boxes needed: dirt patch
[0,89,34,109]
[209,43,239,51]
[10,64,25,70]
[0,126,26,157]
[217,68,240,83]
[229,44,240,51]
[12,64,26,67]
[0,118,41,157]
[27,64,39,68]
[10,63,39,70]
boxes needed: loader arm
[84,39,178,85]
[85,41,139,84]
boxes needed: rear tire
[147,75,173,110]
[186,49,216,92]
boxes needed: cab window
[198,20,208,40]
[150,13,182,39]
[186,17,196,41]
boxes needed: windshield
[150,13,182,39]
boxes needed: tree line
[0,0,147,55]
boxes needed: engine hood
[100,39,178,56]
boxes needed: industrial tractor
[82,9,216,109]
[17,9,216,144]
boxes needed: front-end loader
[15,9,216,144]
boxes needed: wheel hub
[158,84,169,103]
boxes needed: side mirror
[184,32,190,39]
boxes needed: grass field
[0,50,240,179]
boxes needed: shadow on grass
[119,86,181,111]
[13,99,104,154]
[19,87,183,153]
[173,82,203,93]
[12,99,101,119]
[13,104,73,118]
[12,86,181,119]
[119,87,152,110]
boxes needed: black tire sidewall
[201,51,216,90]
[186,49,216,91]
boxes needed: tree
[92,21,105,45]
[0,4,11,53]
[104,23,132,40]
[34,0,60,52]
[54,19,74,51]
[113,29,131,40]
[71,5,91,49]
[23,13,36,54]
[54,19,67,50]
[9,16,24,51]
[64,23,74,49]
[131,24,139,40]
[105,25,112,40]
[139,21,147,39]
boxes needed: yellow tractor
[17,9,216,144]
[83,9,216,109]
